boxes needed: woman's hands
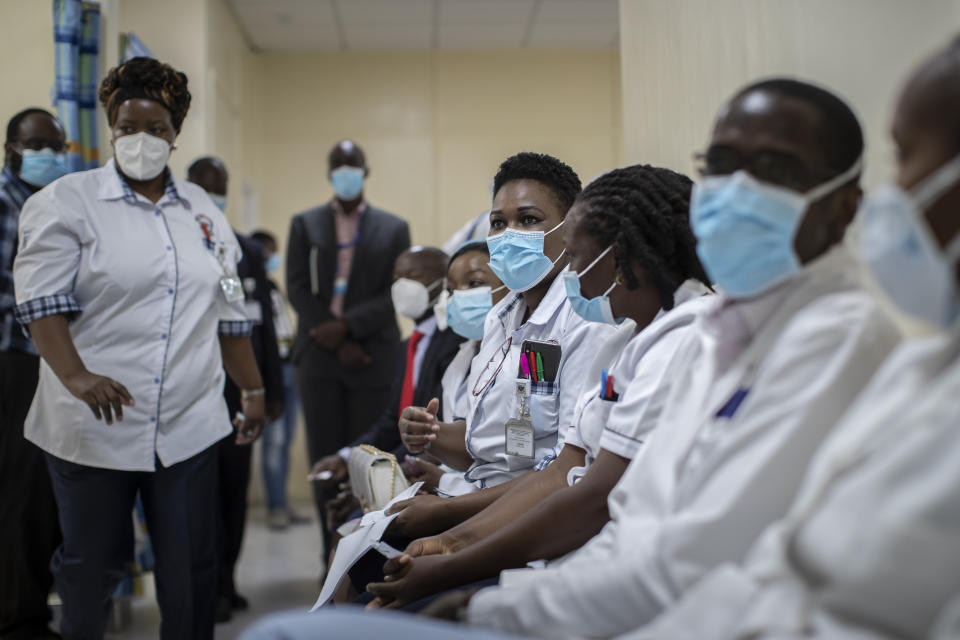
[61,369,134,424]
[398,398,440,453]
[402,456,445,494]
[62,369,135,424]
[234,390,265,445]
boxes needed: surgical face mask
[330,166,365,200]
[486,220,566,292]
[563,245,617,324]
[113,132,171,181]
[859,153,960,329]
[441,284,506,340]
[18,148,67,187]
[209,193,227,212]
[392,277,442,320]
[691,157,863,299]
[265,254,281,274]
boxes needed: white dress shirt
[462,271,616,489]
[467,247,901,638]
[411,315,437,385]
[436,339,482,497]
[633,327,960,640]
[14,160,250,472]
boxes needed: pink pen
[520,353,530,378]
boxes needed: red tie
[399,330,425,418]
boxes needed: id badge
[219,275,245,303]
[505,379,535,458]
[505,417,535,459]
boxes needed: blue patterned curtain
[53,0,100,172]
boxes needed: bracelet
[241,387,265,400]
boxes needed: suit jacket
[286,202,410,389]
[224,232,284,416]
[351,326,466,456]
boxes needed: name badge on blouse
[220,276,245,303]
[215,243,245,303]
[505,379,535,459]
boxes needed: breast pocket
[578,395,618,457]
[528,380,561,441]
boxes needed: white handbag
[347,444,410,512]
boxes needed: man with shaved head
[310,245,465,496]
[286,140,410,551]
[633,35,960,640]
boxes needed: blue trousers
[261,362,299,511]
[45,446,218,640]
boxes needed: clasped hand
[398,398,440,453]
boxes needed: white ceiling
[226,0,620,52]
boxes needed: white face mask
[392,277,443,320]
[859,152,960,329]
[113,132,172,181]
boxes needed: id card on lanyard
[216,243,245,303]
[505,378,535,458]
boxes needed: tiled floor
[97,503,325,640]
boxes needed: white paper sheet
[309,481,423,611]
[358,481,424,528]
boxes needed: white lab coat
[462,272,616,489]
[436,339,481,497]
[631,326,960,640]
[467,247,901,639]
[565,282,712,484]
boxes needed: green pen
[536,352,545,381]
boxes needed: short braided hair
[99,57,191,132]
[493,152,582,213]
[574,165,710,310]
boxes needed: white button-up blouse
[14,160,251,471]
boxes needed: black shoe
[230,592,249,611]
[214,595,233,623]
[1,625,61,640]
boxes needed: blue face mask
[209,193,227,212]
[330,166,365,200]
[691,158,862,299]
[563,245,617,324]
[18,148,67,187]
[486,220,565,292]
[859,153,960,329]
[441,285,506,340]
[265,254,281,273]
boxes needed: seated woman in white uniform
[385,152,617,540]
[402,239,507,496]
[368,164,713,607]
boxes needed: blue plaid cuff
[218,319,254,337]
[14,294,81,325]
[534,450,559,471]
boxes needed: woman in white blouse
[13,57,264,640]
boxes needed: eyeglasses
[472,336,512,398]
[693,148,838,191]
[13,138,67,153]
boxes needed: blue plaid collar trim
[496,292,523,323]
[1,166,32,203]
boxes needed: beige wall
[618,0,960,188]
[250,49,623,253]
[0,1,57,134]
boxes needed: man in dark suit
[187,157,285,622]
[286,140,410,535]
[310,247,465,536]
[311,247,464,470]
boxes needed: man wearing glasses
[1,108,66,640]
